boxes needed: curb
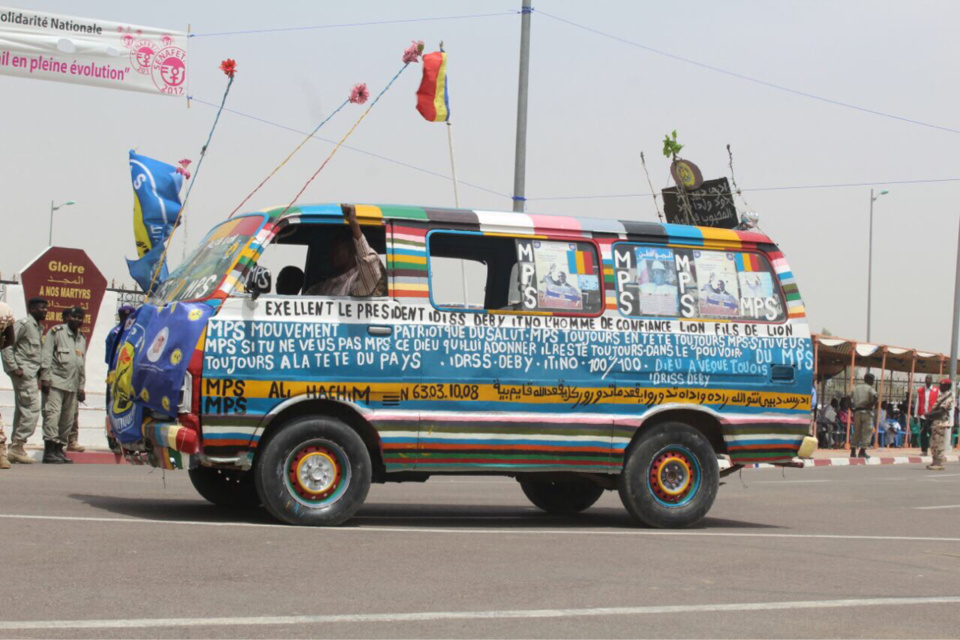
[25,449,127,465]
[737,454,960,470]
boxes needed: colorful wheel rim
[284,439,351,508]
[647,445,701,508]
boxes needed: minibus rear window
[427,232,603,315]
[612,243,786,322]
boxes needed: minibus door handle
[367,325,393,337]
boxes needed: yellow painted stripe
[699,228,742,246]
[484,232,548,239]
[392,282,430,291]
[392,254,428,265]
[355,204,383,221]
[208,379,810,410]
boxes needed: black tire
[254,415,371,526]
[618,422,719,528]
[519,477,605,514]
[188,466,260,509]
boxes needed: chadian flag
[735,253,761,272]
[416,51,450,122]
[567,250,596,275]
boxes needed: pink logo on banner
[151,47,186,94]
[130,39,157,75]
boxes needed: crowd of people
[0,297,91,467]
[815,373,958,470]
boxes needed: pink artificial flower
[219,58,237,78]
[402,40,425,64]
[176,159,192,180]
[349,83,369,104]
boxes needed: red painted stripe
[202,438,250,447]
[527,214,584,235]
[384,457,620,467]
[390,289,430,298]
[383,442,611,454]
[727,444,798,451]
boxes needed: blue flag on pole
[107,304,157,444]
[132,302,213,418]
[127,151,183,292]
[126,244,169,295]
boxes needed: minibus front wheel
[255,416,372,526]
[618,422,719,528]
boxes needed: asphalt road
[1,463,959,639]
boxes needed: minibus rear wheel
[188,467,260,509]
[518,478,605,514]
[255,415,372,526]
[618,422,719,528]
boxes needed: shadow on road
[68,493,276,525]
[68,493,781,531]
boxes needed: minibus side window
[243,222,387,297]
[612,243,786,322]
[427,232,602,315]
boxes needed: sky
[1,0,958,353]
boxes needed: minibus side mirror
[246,265,272,300]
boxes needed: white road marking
[753,480,831,484]
[913,504,960,510]
[2,513,960,543]
[922,473,960,479]
[3,596,960,630]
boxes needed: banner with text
[0,6,187,97]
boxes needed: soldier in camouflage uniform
[1,297,47,464]
[0,301,15,469]
[40,306,87,464]
[925,378,954,471]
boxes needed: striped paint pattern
[194,204,812,470]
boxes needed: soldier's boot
[927,464,945,471]
[850,448,857,458]
[42,440,62,464]
[858,448,870,459]
[66,437,86,453]
[7,442,35,464]
[56,443,73,464]
[0,452,10,469]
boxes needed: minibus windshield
[150,214,267,304]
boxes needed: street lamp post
[48,200,75,245]
[867,188,889,343]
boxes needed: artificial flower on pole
[349,83,369,105]
[145,58,239,294]
[402,40,425,64]
[176,159,192,180]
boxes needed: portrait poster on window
[694,251,740,317]
[738,269,783,321]
[533,240,583,310]
[635,247,678,316]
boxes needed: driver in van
[304,204,387,297]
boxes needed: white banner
[0,6,187,97]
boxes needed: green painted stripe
[387,261,428,271]
[411,452,612,462]
[392,238,426,248]
[723,426,808,435]
[380,205,429,220]
[785,292,802,302]
[730,450,797,459]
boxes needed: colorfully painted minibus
[107,203,816,528]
